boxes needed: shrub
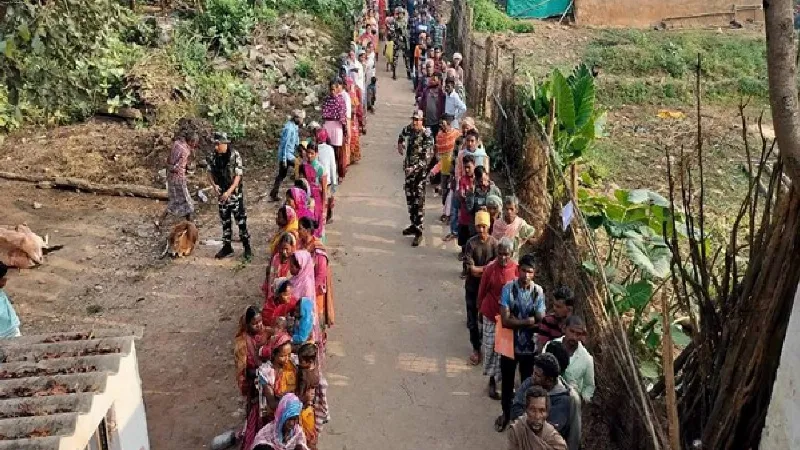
[170,23,211,77]
[192,72,257,138]
[296,58,314,79]
[193,0,256,55]
[468,0,534,33]
[0,0,141,129]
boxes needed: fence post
[482,36,494,118]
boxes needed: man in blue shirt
[269,109,305,201]
[496,253,545,432]
[0,263,21,338]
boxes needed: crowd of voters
[166,0,601,448]
[394,1,597,448]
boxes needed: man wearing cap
[207,132,252,260]
[464,209,498,366]
[397,110,434,246]
[269,109,305,201]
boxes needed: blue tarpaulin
[506,0,571,19]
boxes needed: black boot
[215,243,234,259]
[242,237,252,262]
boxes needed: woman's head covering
[316,128,329,144]
[487,195,503,210]
[290,250,316,301]
[453,52,463,61]
[475,211,491,227]
[274,393,303,443]
[292,297,317,345]
[259,331,292,360]
[288,188,313,222]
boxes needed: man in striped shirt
[535,286,575,350]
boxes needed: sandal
[487,383,501,400]
[494,415,509,432]
[442,233,456,242]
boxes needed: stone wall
[574,0,762,28]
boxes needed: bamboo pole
[662,291,681,450]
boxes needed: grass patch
[469,0,534,33]
[585,29,769,105]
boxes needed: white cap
[453,52,463,60]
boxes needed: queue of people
[394,2,598,449]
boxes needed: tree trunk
[765,0,800,183]
[0,171,168,200]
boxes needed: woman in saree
[269,206,299,256]
[234,306,268,450]
[251,393,309,450]
[297,218,335,329]
[263,277,299,328]
[491,195,536,261]
[300,143,328,240]
[292,297,322,349]
[286,187,315,226]
[256,332,298,424]
[290,250,316,303]
[264,232,297,301]
[345,76,364,164]
[320,78,348,182]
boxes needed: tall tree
[765,0,800,183]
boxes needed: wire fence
[448,1,667,448]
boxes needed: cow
[160,220,198,259]
[0,224,63,269]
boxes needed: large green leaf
[552,69,576,133]
[618,280,654,312]
[670,324,692,347]
[572,72,596,129]
[628,189,670,207]
[582,260,618,280]
[625,235,672,279]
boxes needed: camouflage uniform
[207,149,251,245]
[398,124,434,234]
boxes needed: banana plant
[523,64,607,171]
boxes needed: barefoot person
[464,210,497,366]
[157,132,199,227]
[397,109,434,247]
[207,132,252,260]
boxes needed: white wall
[761,282,800,449]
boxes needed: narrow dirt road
[323,68,504,449]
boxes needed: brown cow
[0,224,62,269]
[161,220,199,259]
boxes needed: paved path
[323,68,504,449]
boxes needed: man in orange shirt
[434,113,461,201]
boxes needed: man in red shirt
[477,237,518,399]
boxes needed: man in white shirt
[543,316,595,403]
[444,78,467,130]
[313,125,339,223]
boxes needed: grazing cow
[162,220,198,259]
[0,225,62,269]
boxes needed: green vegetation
[0,0,359,135]
[583,29,769,106]
[523,64,606,171]
[0,0,141,130]
[468,0,534,33]
[579,187,692,378]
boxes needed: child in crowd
[297,343,329,438]
[298,368,321,449]
[0,263,21,338]
[535,285,575,351]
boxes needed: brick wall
[574,0,762,28]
